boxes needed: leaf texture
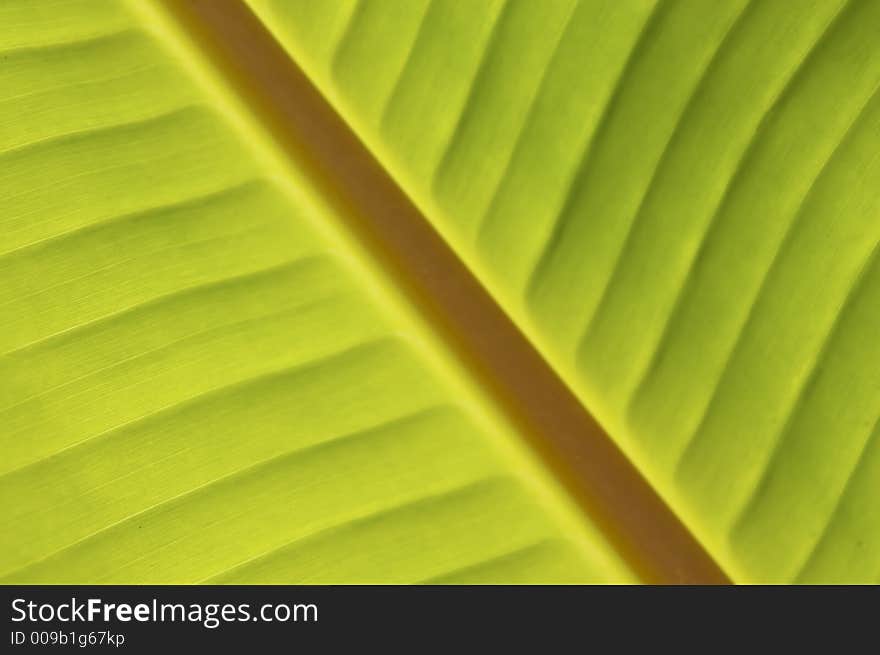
[0,0,635,584]
[249,0,880,582]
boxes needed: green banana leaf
[0,0,631,584]
[2,0,878,584]
[249,0,880,583]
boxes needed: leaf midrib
[158,0,730,584]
